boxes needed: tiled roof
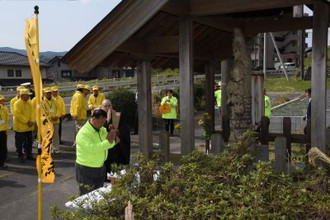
[0,51,48,67]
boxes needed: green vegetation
[107,89,137,130]
[265,77,313,93]
[304,46,330,68]
[51,131,330,219]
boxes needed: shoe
[26,155,35,160]
[0,165,8,170]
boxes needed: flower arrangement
[198,112,212,140]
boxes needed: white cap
[21,82,31,86]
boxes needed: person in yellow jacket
[52,86,66,144]
[88,85,105,113]
[10,86,23,114]
[13,88,35,162]
[43,87,62,153]
[75,109,117,195]
[264,89,271,118]
[161,90,178,135]
[70,84,88,147]
[0,95,9,169]
[214,83,222,119]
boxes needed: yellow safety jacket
[54,95,66,116]
[0,104,9,131]
[13,99,35,132]
[264,95,272,118]
[214,90,222,107]
[43,97,61,124]
[10,96,20,114]
[161,96,178,119]
[88,93,105,112]
[70,91,87,120]
[76,121,115,168]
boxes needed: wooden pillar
[221,58,232,142]
[311,1,328,152]
[283,117,292,160]
[275,136,288,173]
[159,131,170,163]
[251,72,264,125]
[179,15,195,155]
[293,5,305,80]
[137,60,153,158]
[205,63,215,131]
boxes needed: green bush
[107,89,137,130]
[194,79,206,110]
[50,130,330,219]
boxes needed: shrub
[194,79,206,110]
[107,89,137,130]
[51,130,330,219]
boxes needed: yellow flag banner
[25,15,55,183]
[37,107,55,183]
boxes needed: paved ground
[0,112,211,220]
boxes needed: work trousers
[75,163,106,196]
[0,131,7,166]
[164,119,175,135]
[52,124,59,151]
[15,131,33,157]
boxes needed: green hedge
[107,89,137,130]
[51,131,330,219]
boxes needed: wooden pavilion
[63,0,330,158]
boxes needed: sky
[0,0,121,52]
[0,2,327,52]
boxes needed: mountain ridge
[0,47,67,62]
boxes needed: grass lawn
[265,76,326,93]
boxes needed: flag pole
[33,6,43,220]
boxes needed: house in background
[47,56,78,82]
[0,51,49,86]
[47,56,135,82]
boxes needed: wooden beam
[137,60,153,158]
[221,59,232,142]
[65,0,169,73]
[205,63,215,132]
[194,17,243,33]
[311,1,328,152]
[245,16,314,35]
[161,0,189,16]
[180,15,195,155]
[190,0,313,16]
[147,36,179,54]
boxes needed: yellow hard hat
[92,85,99,90]
[16,86,23,91]
[0,95,4,100]
[77,84,85,89]
[20,88,32,95]
[43,87,52,93]
[84,85,91,91]
[51,86,59,91]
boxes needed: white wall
[0,65,47,79]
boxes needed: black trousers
[164,119,175,135]
[75,163,106,196]
[15,131,33,156]
[0,131,7,166]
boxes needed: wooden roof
[63,0,329,73]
